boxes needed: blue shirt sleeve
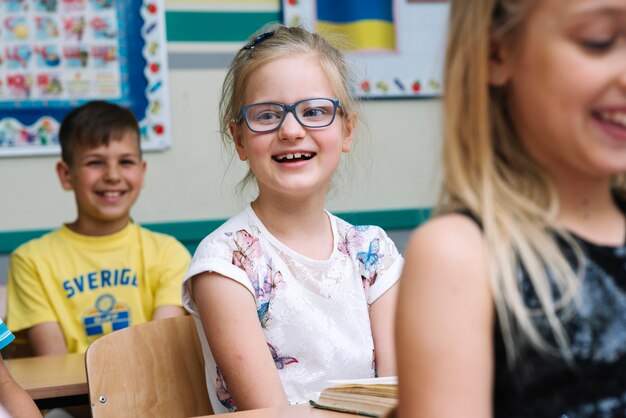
[0,319,15,350]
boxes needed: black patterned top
[493,203,626,417]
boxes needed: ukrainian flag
[316,0,396,52]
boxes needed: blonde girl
[182,24,403,414]
[396,0,626,417]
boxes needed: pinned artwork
[282,0,449,99]
[0,0,171,157]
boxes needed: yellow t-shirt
[7,223,190,353]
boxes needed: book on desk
[309,376,397,418]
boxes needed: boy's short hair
[59,101,141,165]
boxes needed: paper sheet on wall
[282,0,449,99]
[0,0,171,157]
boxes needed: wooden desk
[192,404,349,418]
[5,353,88,409]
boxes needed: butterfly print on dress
[229,229,262,280]
[215,367,237,412]
[338,225,368,257]
[267,342,298,369]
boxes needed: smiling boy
[6,101,190,355]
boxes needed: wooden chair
[85,315,213,418]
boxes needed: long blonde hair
[440,0,591,364]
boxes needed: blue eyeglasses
[240,98,341,133]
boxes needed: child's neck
[67,217,130,237]
[554,175,625,246]
[252,194,334,260]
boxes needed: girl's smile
[494,0,626,180]
[592,108,626,141]
[272,151,316,163]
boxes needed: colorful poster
[282,0,449,98]
[0,0,171,156]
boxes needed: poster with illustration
[282,0,449,98]
[0,0,171,157]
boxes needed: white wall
[0,68,443,233]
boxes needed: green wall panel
[0,208,431,255]
[165,11,281,42]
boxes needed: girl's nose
[278,112,306,141]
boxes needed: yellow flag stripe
[316,20,396,51]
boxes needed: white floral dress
[182,204,403,414]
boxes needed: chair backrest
[85,315,213,418]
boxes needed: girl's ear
[341,113,355,153]
[488,33,514,86]
[56,160,74,191]
[230,122,248,161]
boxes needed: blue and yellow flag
[316,0,396,52]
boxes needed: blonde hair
[219,24,358,190]
[439,0,604,364]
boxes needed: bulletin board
[0,0,171,157]
[282,0,449,99]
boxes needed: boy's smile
[56,130,146,236]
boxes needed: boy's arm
[8,251,62,355]
[369,282,399,377]
[152,237,191,315]
[152,305,186,320]
[0,356,42,418]
[26,323,67,356]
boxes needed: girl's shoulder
[334,216,388,240]
[195,207,263,254]
[406,213,485,265]
[399,214,491,320]
[420,211,483,237]
[333,216,404,278]
[334,217,395,252]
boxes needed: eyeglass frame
[239,98,342,133]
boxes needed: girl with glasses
[182,24,403,414]
[396,0,626,417]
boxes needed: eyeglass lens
[244,99,337,132]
